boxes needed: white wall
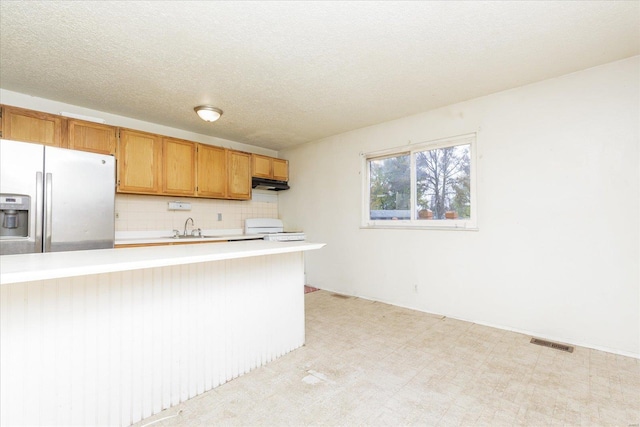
[279,56,640,357]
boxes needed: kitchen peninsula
[0,240,324,427]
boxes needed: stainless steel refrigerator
[0,139,115,255]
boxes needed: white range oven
[244,218,306,241]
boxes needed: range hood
[251,177,290,191]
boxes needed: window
[363,134,477,229]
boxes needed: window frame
[361,133,478,230]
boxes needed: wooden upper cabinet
[67,119,117,155]
[1,105,64,147]
[162,137,196,196]
[252,154,272,178]
[272,158,289,181]
[227,150,252,200]
[196,144,227,198]
[1,105,291,200]
[252,154,288,181]
[117,129,162,194]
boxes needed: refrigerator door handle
[35,171,44,252]
[44,172,53,252]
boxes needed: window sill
[360,224,479,231]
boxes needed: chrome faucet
[183,217,194,236]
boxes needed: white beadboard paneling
[40,281,58,423]
[0,252,305,426]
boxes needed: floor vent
[530,338,574,353]
[330,293,351,299]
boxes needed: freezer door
[0,139,44,254]
[44,146,115,252]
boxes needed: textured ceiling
[0,1,638,151]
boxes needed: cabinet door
[227,150,251,200]
[1,105,63,147]
[252,154,272,178]
[196,144,227,198]
[272,158,289,181]
[67,119,117,155]
[162,137,196,196]
[117,129,162,194]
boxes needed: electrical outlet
[217,213,222,221]
[115,212,119,219]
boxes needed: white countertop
[114,229,263,245]
[0,240,325,285]
[116,234,264,245]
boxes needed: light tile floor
[135,290,639,426]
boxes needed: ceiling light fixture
[194,105,223,122]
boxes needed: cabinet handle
[34,172,43,252]
[44,173,53,252]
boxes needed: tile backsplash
[115,191,278,232]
